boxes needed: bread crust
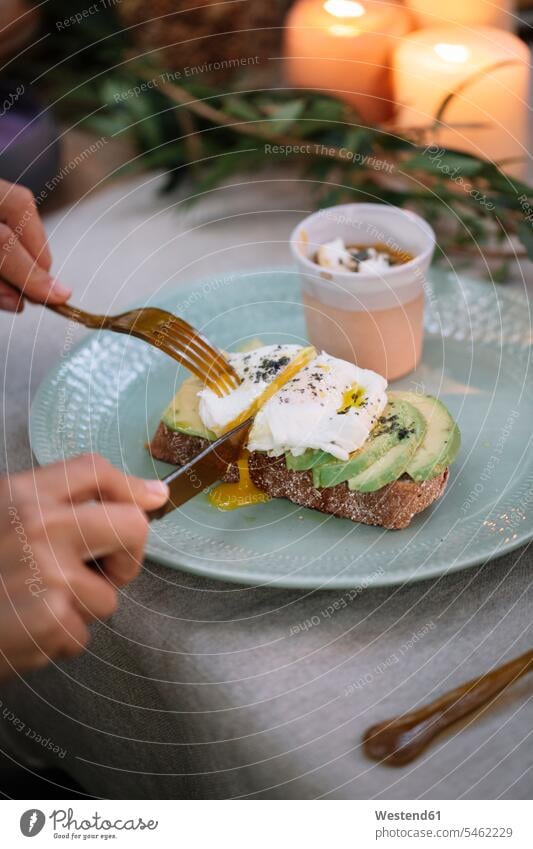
[248,453,448,529]
[150,423,449,529]
[150,423,239,482]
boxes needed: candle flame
[434,43,471,64]
[323,0,366,18]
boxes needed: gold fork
[48,301,240,397]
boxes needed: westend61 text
[375,810,441,820]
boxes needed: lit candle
[394,26,529,176]
[404,0,514,30]
[284,0,412,124]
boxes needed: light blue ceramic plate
[30,268,533,589]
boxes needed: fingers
[0,225,70,304]
[67,502,149,563]
[0,589,89,680]
[17,454,169,510]
[0,180,52,270]
[0,554,116,624]
[0,279,24,313]
[0,458,165,681]
[47,502,148,591]
[0,180,71,311]
[67,566,119,621]
[96,550,142,589]
[67,501,146,595]
[34,591,90,660]
[0,452,164,680]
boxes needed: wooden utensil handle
[363,650,533,766]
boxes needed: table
[1,175,532,799]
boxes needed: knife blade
[147,417,253,520]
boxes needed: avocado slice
[347,401,426,493]
[315,399,424,489]
[286,449,335,472]
[389,391,461,482]
[161,375,215,439]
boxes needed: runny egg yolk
[337,384,366,414]
[208,452,270,511]
[209,347,316,510]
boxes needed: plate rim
[141,530,529,589]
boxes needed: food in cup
[290,204,436,381]
[315,238,413,273]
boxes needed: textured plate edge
[143,531,529,590]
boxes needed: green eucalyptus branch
[14,1,533,270]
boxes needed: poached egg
[198,345,388,461]
[198,345,305,434]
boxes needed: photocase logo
[20,809,45,837]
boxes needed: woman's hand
[0,455,169,681]
[0,179,71,312]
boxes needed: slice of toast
[149,423,449,529]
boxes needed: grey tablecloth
[1,176,532,799]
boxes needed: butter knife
[147,417,252,520]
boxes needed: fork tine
[169,334,239,390]
[152,333,235,396]
[109,307,240,395]
[157,324,236,388]
[141,335,227,397]
[162,316,240,386]
[160,337,236,392]
[157,329,240,395]
[134,328,230,396]
[117,319,231,395]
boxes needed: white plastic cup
[290,203,436,380]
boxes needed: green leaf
[317,187,348,208]
[477,162,533,199]
[302,96,346,123]
[101,78,130,108]
[190,146,259,196]
[305,157,337,182]
[404,150,484,177]
[342,127,375,157]
[15,4,533,281]
[85,110,131,138]
[491,261,511,284]
[262,99,306,133]
[517,221,533,260]
[225,96,262,122]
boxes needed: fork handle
[47,301,110,329]
[1,281,110,329]
[362,649,533,766]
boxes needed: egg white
[248,352,388,461]
[198,344,303,434]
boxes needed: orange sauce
[208,451,270,511]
